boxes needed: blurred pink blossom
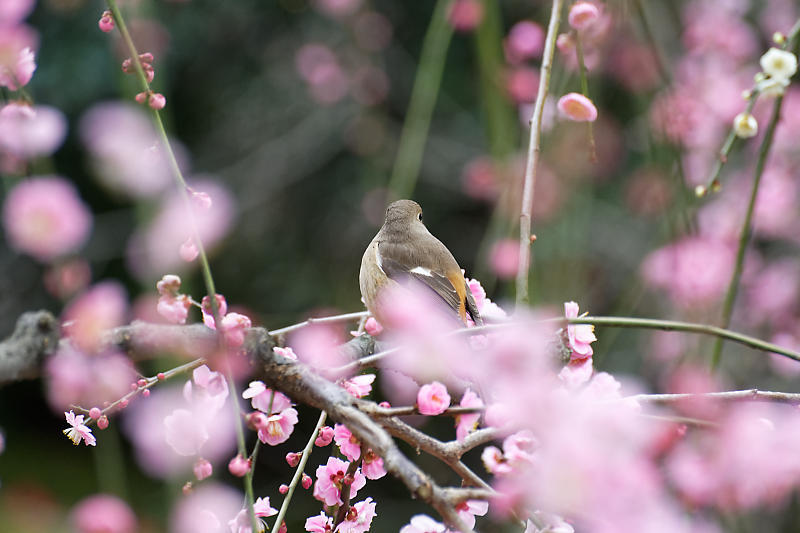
[165,409,209,456]
[289,323,346,369]
[44,258,91,300]
[641,236,735,308]
[399,515,446,533]
[184,364,229,414]
[506,67,539,104]
[228,497,277,533]
[126,179,235,278]
[123,385,236,478]
[461,156,500,201]
[2,175,91,262]
[63,281,128,354]
[170,482,242,533]
[220,312,251,347]
[333,423,361,460]
[417,381,451,415]
[568,2,600,30]
[353,11,392,52]
[769,333,800,377]
[447,0,483,32]
[80,102,176,198]
[363,317,383,336]
[157,294,191,324]
[504,21,544,63]
[313,456,367,506]
[193,457,213,480]
[0,103,66,158]
[295,44,348,105]
[0,31,36,90]
[455,388,483,441]
[71,494,136,533]
[351,65,389,106]
[744,259,800,328]
[0,0,34,24]
[47,347,134,412]
[312,0,361,18]
[564,301,596,360]
[228,454,251,477]
[489,239,520,279]
[609,40,661,92]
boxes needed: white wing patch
[410,266,433,276]
[375,245,386,274]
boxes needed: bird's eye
[417,213,423,221]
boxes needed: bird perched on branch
[360,199,483,327]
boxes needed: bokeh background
[2,0,800,531]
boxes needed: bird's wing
[378,239,482,325]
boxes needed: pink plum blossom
[71,494,137,533]
[506,67,539,103]
[0,103,67,158]
[399,515,446,533]
[305,512,334,532]
[228,454,251,477]
[342,373,375,398]
[257,407,299,446]
[157,294,191,324]
[63,410,96,446]
[315,425,334,447]
[183,364,229,415]
[333,424,361,461]
[336,497,376,533]
[489,239,520,279]
[228,497,277,533]
[313,457,367,506]
[364,316,383,336]
[44,259,91,300]
[2,176,91,262]
[564,301,596,360]
[193,458,213,480]
[220,312,252,347]
[362,449,386,479]
[179,238,199,262]
[455,499,489,531]
[62,282,128,353]
[0,39,35,90]
[455,388,483,441]
[242,381,292,414]
[481,445,512,476]
[557,92,598,122]
[417,381,451,415]
[201,294,228,329]
[568,2,601,30]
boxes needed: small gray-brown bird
[360,199,483,327]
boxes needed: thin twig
[269,311,369,337]
[516,0,564,308]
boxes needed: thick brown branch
[0,311,60,385]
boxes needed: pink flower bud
[89,407,102,420]
[417,381,451,415]
[378,401,391,408]
[97,415,109,429]
[137,379,146,387]
[286,452,301,467]
[121,58,132,73]
[364,317,383,336]
[130,382,138,391]
[119,399,129,409]
[557,92,598,122]
[148,93,166,110]
[135,92,147,104]
[568,1,601,31]
[301,473,312,489]
[98,11,115,33]
[228,454,251,477]
[279,484,289,494]
[315,425,334,447]
[179,238,199,262]
[246,411,268,430]
[193,458,213,480]
[139,53,154,63]
[157,372,165,380]
[142,389,150,398]
[144,66,155,83]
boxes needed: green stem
[516,0,564,308]
[387,0,453,200]
[273,411,328,530]
[566,316,800,363]
[710,93,784,370]
[702,96,758,191]
[573,31,596,162]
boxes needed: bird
[359,199,483,327]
